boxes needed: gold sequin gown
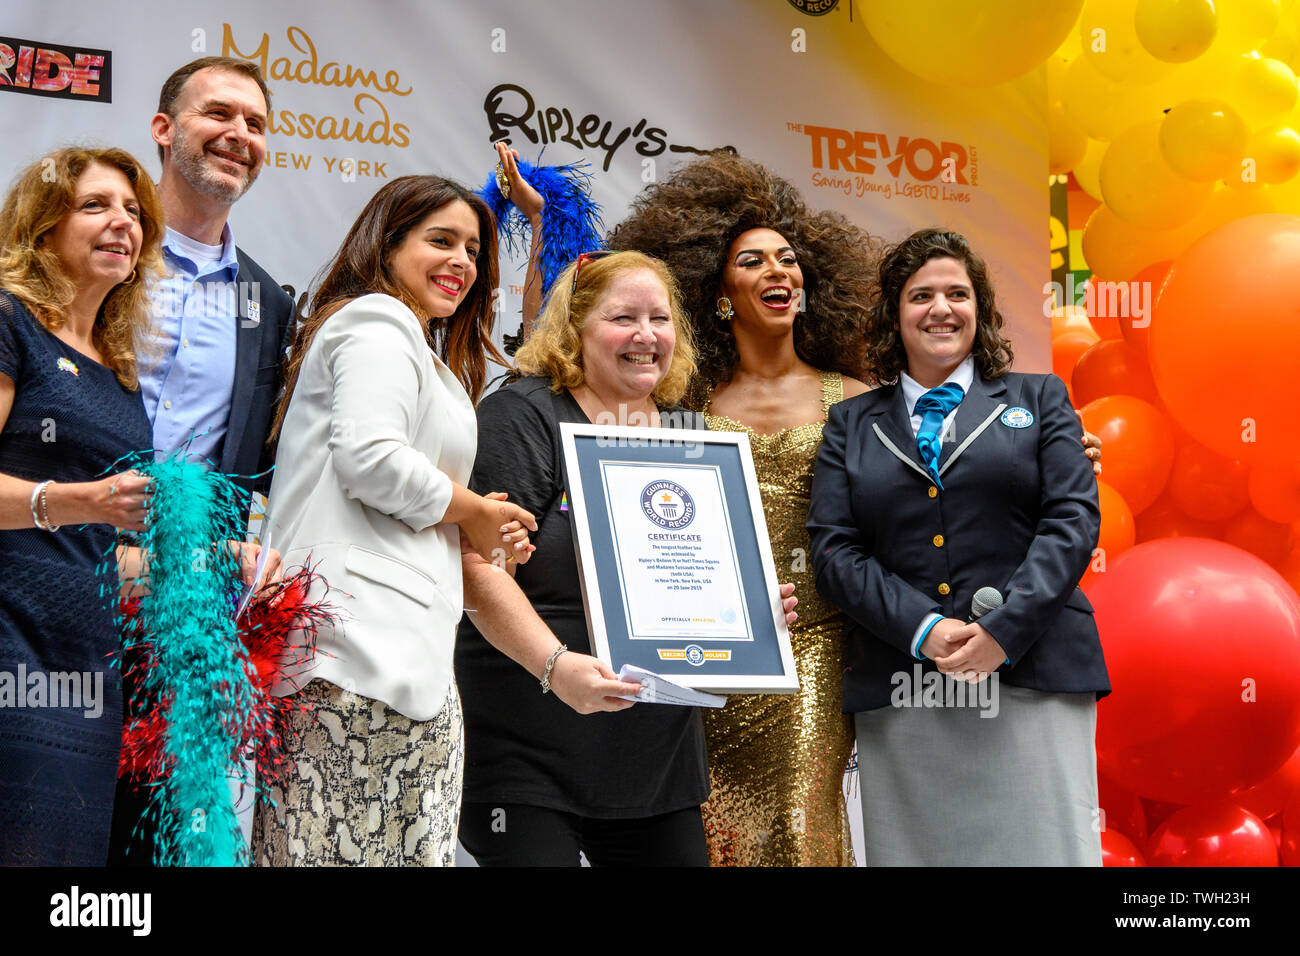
[699,371,855,866]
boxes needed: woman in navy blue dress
[0,147,163,865]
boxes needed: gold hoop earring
[715,296,734,322]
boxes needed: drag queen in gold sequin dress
[608,153,882,865]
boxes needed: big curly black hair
[606,151,881,391]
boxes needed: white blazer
[265,293,477,720]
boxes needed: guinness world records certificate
[560,423,799,694]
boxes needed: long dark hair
[270,175,505,441]
[864,228,1014,386]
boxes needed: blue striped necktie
[914,382,965,490]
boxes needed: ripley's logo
[0,36,111,103]
[787,0,840,14]
[483,83,721,172]
[641,480,695,530]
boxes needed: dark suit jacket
[225,248,296,497]
[807,370,1110,712]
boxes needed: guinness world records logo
[786,0,840,14]
[641,480,696,530]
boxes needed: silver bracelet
[30,480,59,532]
[540,643,568,694]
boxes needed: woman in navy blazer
[807,229,1109,866]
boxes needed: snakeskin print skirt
[252,678,463,866]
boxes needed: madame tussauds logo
[641,480,695,530]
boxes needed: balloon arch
[862,0,1300,868]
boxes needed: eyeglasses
[571,250,615,295]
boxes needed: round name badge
[1001,407,1034,428]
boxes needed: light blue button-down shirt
[141,225,240,469]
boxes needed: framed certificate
[560,422,799,694]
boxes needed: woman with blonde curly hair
[0,146,163,865]
[606,150,878,867]
[455,249,797,866]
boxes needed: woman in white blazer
[252,175,536,866]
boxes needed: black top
[455,376,710,818]
[0,291,152,864]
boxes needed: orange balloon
[1120,260,1171,359]
[1081,480,1137,592]
[1072,340,1161,407]
[1150,214,1300,467]
[1101,828,1147,866]
[1223,508,1296,567]
[1248,462,1300,523]
[1167,442,1250,522]
[1052,329,1099,374]
[1083,276,1124,339]
[1080,396,1177,514]
[1136,492,1225,542]
[1050,304,1095,341]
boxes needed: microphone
[969,587,1003,622]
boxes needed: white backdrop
[2,0,1051,363]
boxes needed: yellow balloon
[1159,99,1249,180]
[1244,125,1300,182]
[1212,0,1281,54]
[860,0,1085,87]
[1081,204,1182,279]
[1063,55,1167,138]
[1100,120,1215,227]
[1229,55,1299,129]
[1259,16,1300,71]
[1074,137,1109,200]
[1080,0,1175,82]
[1135,0,1218,62]
[1051,102,1091,173]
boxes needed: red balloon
[1135,494,1224,543]
[1092,538,1300,804]
[1080,396,1177,514]
[1248,462,1300,524]
[1081,481,1136,592]
[1071,339,1160,407]
[1282,792,1300,867]
[1054,330,1100,386]
[1167,442,1250,522]
[1099,772,1148,844]
[1223,508,1295,567]
[1148,804,1278,867]
[1234,745,1300,822]
[1101,828,1147,866]
[1120,260,1170,358]
[1150,214,1300,467]
[1141,797,1185,833]
[1084,276,1124,340]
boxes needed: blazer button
[938,582,951,596]
[928,486,938,498]
[933,534,944,547]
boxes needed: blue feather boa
[478,156,605,297]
